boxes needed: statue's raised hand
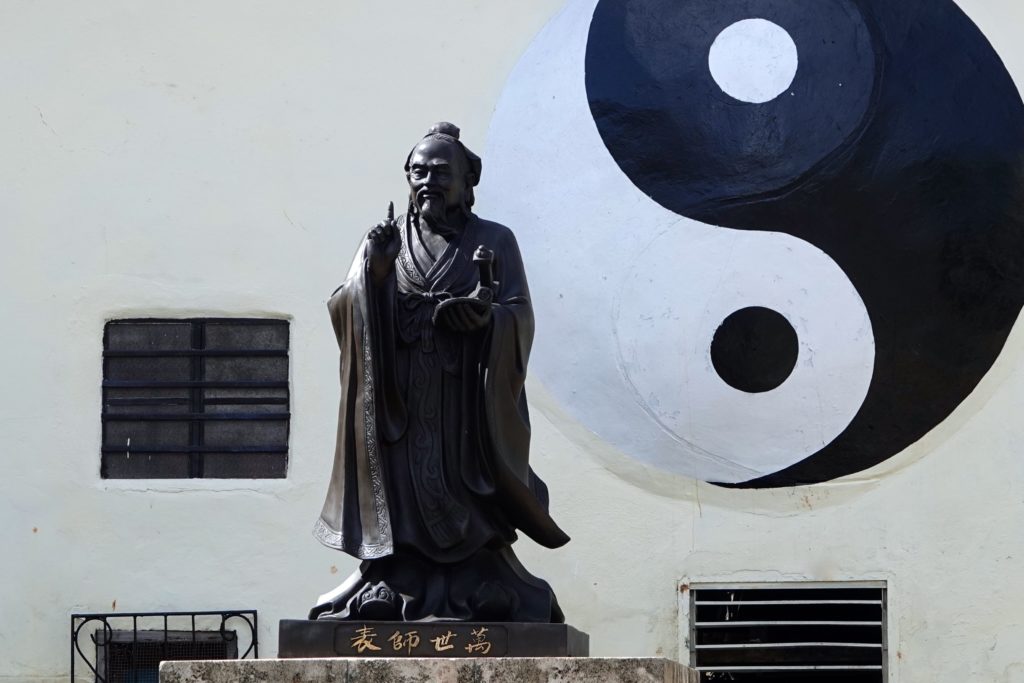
[367,202,400,284]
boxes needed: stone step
[159,657,699,682]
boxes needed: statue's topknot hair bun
[427,122,461,139]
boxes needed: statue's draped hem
[314,247,394,559]
[311,517,392,559]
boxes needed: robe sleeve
[478,226,570,549]
[313,238,401,559]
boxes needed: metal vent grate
[102,318,289,479]
[689,582,886,682]
[97,630,236,682]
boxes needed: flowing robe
[314,213,569,565]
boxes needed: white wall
[1,1,1022,681]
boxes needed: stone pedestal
[159,657,698,682]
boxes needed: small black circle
[711,307,799,393]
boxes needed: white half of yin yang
[479,0,875,484]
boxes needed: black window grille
[71,610,258,683]
[102,318,289,479]
[689,582,887,682]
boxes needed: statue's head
[405,122,482,227]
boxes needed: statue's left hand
[433,292,493,333]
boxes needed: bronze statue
[311,123,569,623]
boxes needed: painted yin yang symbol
[481,0,1024,487]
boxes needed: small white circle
[709,18,799,104]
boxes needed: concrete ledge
[159,657,698,682]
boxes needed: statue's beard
[418,195,446,224]
[414,191,464,234]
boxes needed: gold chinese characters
[346,625,498,656]
[388,629,421,655]
[349,626,382,653]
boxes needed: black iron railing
[70,610,258,682]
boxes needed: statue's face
[407,137,468,222]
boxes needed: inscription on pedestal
[279,620,589,658]
[342,623,507,657]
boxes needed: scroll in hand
[433,290,493,333]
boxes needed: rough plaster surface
[159,658,697,683]
[0,1,1022,682]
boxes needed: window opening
[102,318,289,478]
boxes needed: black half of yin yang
[586,0,1024,487]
